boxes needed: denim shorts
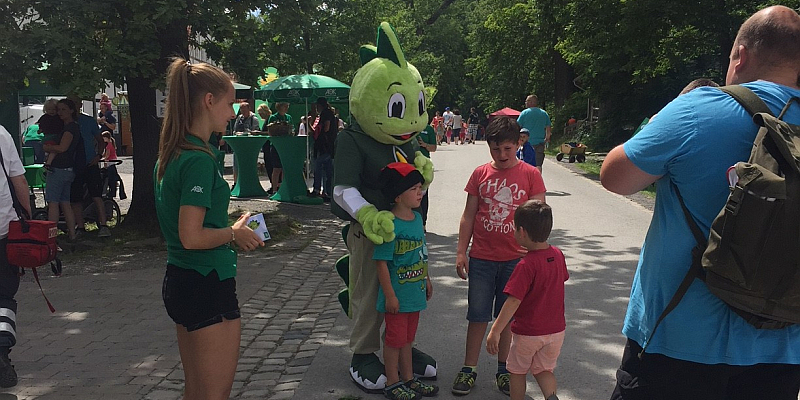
[45,167,75,203]
[467,257,520,322]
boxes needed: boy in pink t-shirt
[452,117,546,396]
[487,200,568,400]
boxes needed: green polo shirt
[154,135,236,280]
[416,125,436,158]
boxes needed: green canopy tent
[254,74,350,124]
[254,74,350,174]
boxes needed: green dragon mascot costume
[332,22,437,392]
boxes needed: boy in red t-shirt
[486,200,568,400]
[452,117,546,396]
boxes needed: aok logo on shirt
[190,186,204,194]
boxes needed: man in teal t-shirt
[516,95,551,171]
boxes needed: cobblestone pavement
[2,218,346,400]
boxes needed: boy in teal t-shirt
[373,162,438,399]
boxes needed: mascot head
[350,22,428,145]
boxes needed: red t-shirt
[504,246,569,336]
[105,141,118,161]
[464,161,546,261]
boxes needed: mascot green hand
[331,22,438,393]
[355,205,395,244]
[414,151,434,189]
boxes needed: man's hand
[385,295,399,314]
[456,253,469,280]
[486,330,500,355]
[414,151,434,189]
[355,205,395,245]
[426,279,433,301]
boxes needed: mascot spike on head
[350,23,429,146]
[331,22,437,393]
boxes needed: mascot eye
[418,91,425,116]
[388,93,406,119]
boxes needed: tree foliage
[2,0,800,234]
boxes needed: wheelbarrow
[556,142,587,163]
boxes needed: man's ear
[733,45,749,74]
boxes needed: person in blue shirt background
[516,128,536,167]
[516,95,551,172]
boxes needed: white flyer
[246,213,271,241]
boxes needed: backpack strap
[719,85,773,117]
[638,182,706,358]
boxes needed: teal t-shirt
[416,125,436,158]
[23,124,43,142]
[268,113,293,125]
[154,135,237,280]
[373,212,428,313]
[517,107,551,145]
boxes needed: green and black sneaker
[384,381,421,400]
[452,367,477,395]
[407,377,439,397]
[496,372,510,395]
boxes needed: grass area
[573,158,601,176]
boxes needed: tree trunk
[120,20,188,234]
[122,77,160,233]
[553,49,574,107]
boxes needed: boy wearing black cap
[374,162,438,400]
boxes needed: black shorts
[611,339,800,400]
[70,164,103,202]
[269,145,282,168]
[161,264,240,332]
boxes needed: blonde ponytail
[157,58,232,181]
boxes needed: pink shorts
[506,330,565,375]
[384,312,420,348]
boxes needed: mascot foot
[412,347,438,380]
[350,353,387,393]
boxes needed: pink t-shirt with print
[465,161,546,261]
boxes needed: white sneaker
[97,225,111,238]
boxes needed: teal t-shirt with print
[373,212,428,313]
[154,135,237,280]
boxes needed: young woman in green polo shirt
[155,59,264,400]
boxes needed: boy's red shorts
[384,311,420,348]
